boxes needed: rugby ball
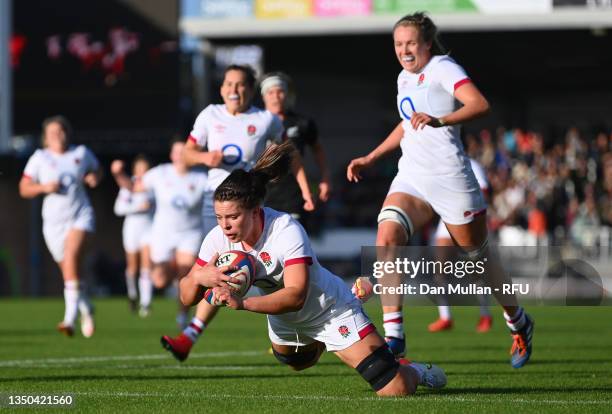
[204,250,256,306]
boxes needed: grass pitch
[0,298,610,413]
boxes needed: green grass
[0,298,611,413]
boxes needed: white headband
[260,76,288,95]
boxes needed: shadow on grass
[0,371,352,384]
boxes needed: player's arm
[411,82,490,129]
[110,160,133,190]
[219,262,309,314]
[347,121,404,182]
[183,139,223,168]
[310,141,332,202]
[179,253,240,306]
[83,166,103,188]
[18,176,59,198]
[437,82,490,126]
[290,151,315,211]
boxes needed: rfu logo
[171,196,188,210]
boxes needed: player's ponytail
[214,141,296,209]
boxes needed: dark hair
[214,141,296,209]
[223,64,257,89]
[393,12,447,56]
[41,115,73,147]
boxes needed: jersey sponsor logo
[171,196,189,210]
[214,124,226,133]
[58,172,76,194]
[417,73,425,86]
[247,124,257,136]
[221,144,243,166]
[259,251,272,268]
[338,325,351,338]
[399,96,416,120]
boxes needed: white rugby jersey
[470,159,489,192]
[196,207,355,325]
[396,55,473,175]
[143,164,209,233]
[22,145,99,223]
[188,104,284,189]
[113,186,154,228]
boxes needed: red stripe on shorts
[358,323,376,339]
[195,258,208,267]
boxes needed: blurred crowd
[335,126,612,250]
[465,127,612,248]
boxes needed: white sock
[504,307,526,331]
[182,317,205,343]
[383,311,404,339]
[125,270,138,300]
[77,282,93,317]
[63,280,79,326]
[438,305,452,320]
[138,268,153,308]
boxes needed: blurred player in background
[179,141,447,396]
[161,64,314,356]
[19,115,101,338]
[112,140,209,326]
[347,12,534,368]
[260,71,331,228]
[112,154,154,316]
[428,158,492,333]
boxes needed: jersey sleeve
[113,188,135,216]
[435,57,471,96]
[196,226,225,267]
[22,150,42,182]
[142,166,159,191]
[267,113,285,144]
[188,106,211,148]
[277,219,314,268]
[82,146,100,172]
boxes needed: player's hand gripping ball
[204,250,256,306]
[352,276,374,303]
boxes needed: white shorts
[388,172,486,225]
[122,216,152,253]
[150,227,202,264]
[43,206,95,262]
[267,303,376,352]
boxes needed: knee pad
[459,238,489,262]
[273,348,319,367]
[355,344,400,391]
[377,206,414,240]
